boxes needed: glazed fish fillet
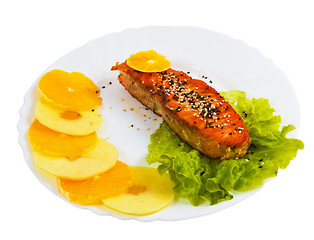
[112,62,250,160]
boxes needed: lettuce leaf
[146,90,304,206]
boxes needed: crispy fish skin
[112,61,250,160]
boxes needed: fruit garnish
[35,97,103,136]
[57,161,132,204]
[38,69,102,111]
[33,138,118,180]
[102,166,174,216]
[28,119,97,160]
[126,50,171,72]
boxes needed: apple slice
[101,166,174,216]
[35,97,103,136]
[32,139,118,180]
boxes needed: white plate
[18,26,300,221]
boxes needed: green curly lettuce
[146,90,304,206]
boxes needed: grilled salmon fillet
[112,61,250,160]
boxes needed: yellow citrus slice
[28,119,97,160]
[126,50,171,72]
[57,161,132,204]
[38,69,102,111]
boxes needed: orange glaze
[112,61,249,149]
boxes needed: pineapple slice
[101,166,174,216]
[35,97,103,136]
[32,139,118,180]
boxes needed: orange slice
[57,161,132,205]
[38,69,102,111]
[126,50,171,72]
[28,119,97,160]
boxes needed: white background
[1,0,313,239]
